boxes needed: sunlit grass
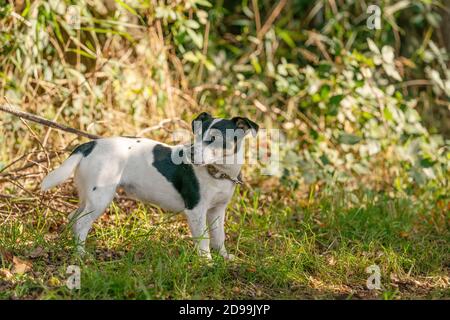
[0,187,448,300]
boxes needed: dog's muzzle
[188,144,203,165]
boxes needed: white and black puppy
[41,112,259,260]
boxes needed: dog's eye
[210,136,216,142]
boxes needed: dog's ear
[232,117,259,137]
[192,112,213,133]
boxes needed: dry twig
[1,99,101,140]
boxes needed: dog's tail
[41,153,83,191]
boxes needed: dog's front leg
[207,204,234,261]
[185,207,211,259]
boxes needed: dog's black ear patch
[152,144,200,210]
[192,112,213,133]
[232,117,259,137]
[70,141,96,157]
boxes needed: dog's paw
[199,253,214,267]
[198,250,212,261]
[223,253,235,261]
[76,245,86,256]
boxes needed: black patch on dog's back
[70,141,96,157]
[152,144,200,210]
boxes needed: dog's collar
[206,165,243,185]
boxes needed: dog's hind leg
[71,185,116,254]
[68,197,86,221]
[69,173,87,222]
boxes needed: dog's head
[189,112,259,165]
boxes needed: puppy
[41,112,259,260]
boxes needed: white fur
[42,137,240,260]
[41,153,83,191]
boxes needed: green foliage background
[0,0,448,199]
[0,0,449,300]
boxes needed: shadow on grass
[0,191,448,299]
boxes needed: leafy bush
[0,0,448,197]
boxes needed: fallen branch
[0,100,101,140]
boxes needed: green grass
[0,186,448,299]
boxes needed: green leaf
[231,19,252,26]
[80,27,134,42]
[193,0,212,8]
[330,95,344,106]
[21,0,31,17]
[114,0,145,25]
[114,0,139,16]
[52,14,64,43]
[426,12,440,28]
[65,48,96,60]
[186,28,203,49]
[185,20,200,29]
[251,56,262,74]
[183,51,199,63]
[419,157,435,168]
[312,93,321,103]
[383,107,393,122]
[277,29,295,48]
[320,154,330,165]
[339,133,361,145]
[320,85,330,100]
[318,63,332,74]
[367,38,380,54]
